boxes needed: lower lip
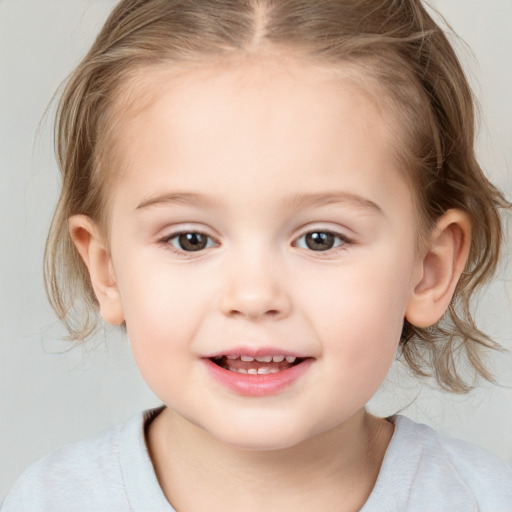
[203,358,314,397]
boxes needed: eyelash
[293,230,350,254]
[159,229,352,256]
[161,231,219,257]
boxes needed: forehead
[111,56,401,157]
[105,57,413,220]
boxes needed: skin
[70,58,471,511]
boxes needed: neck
[147,408,393,512]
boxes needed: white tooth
[247,368,258,375]
[226,355,238,360]
[272,355,285,362]
[241,356,255,362]
[257,367,271,374]
[285,356,297,363]
[255,355,272,363]
[213,356,223,360]
[270,368,280,374]
[237,368,248,374]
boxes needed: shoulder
[363,415,512,512]
[1,408,170,512]
[394,415,512,487]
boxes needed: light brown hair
[45,0,510,393]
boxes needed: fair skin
[70,58,471,511]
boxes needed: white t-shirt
[2,407,512,511]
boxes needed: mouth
[209,354,306,375]
[203,352,314,396]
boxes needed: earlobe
[68,215,125,325]
[405,209,472,328]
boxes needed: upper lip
[202,346,312,360]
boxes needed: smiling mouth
[209,355,306,375]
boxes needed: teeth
[222,354,297,362]
[255,355,272,363]
[229,366,294,375]
[217,354,301,364]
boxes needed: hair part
[45,0,511,393]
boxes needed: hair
[45,0,510,393]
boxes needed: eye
[294,231,348,252]
[166,232,217,252]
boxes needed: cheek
[114,257,212,370]
[116,255,231,378]
[300,250,413,364]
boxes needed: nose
[219,252,292,321]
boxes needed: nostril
[227,307,281,318]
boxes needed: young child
[2,0,512,510]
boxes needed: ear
[405,209,471,328]
[68,215,125,325]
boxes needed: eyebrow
[285,192,384,215]
[135,190,383,215]
[136,192,214,210]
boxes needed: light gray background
[1,0,511,501]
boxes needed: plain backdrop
[1,0,511,502]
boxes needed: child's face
[102,60,423,449]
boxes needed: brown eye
[305,232,335,251]
[168,232,215,252]
[296,231,347,252]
